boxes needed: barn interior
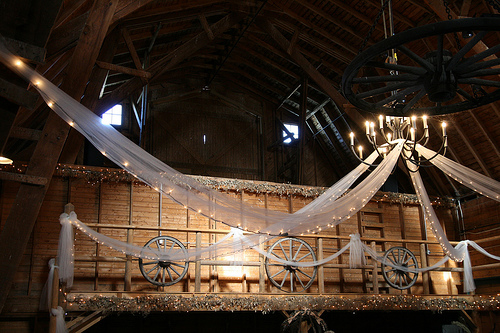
[0,0,499,332]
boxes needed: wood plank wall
[0,167,478,316]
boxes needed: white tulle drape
[416,144,500,202]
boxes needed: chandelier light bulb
[378,115,384,129]
[358,146,363,159]
[442,122,447,136]
[422,115,428,129]
[349,132,354,146]
[365,121,370,135]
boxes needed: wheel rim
[381,247,419,290]
[139,236,189,286]
[265,237,317,292]
[342,17,500,115]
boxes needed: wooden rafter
[59,28,121,164]
[290,0,372,43]
[449,118,493,178]
[0,0,119,312]
[95,12,242,115]
[257,18,366,128]
[467,110,500,161]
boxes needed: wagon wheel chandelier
[341,16,500,116]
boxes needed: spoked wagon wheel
[342,17,500,116]
[139,235,189,286]
[381,247,418,290]
[265,237,317,292]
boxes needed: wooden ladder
[357,206,390,294]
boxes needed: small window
[102,104,122,126]
[283,123,298,144]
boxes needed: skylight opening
[102,104,122,126]
[283,123,299,144]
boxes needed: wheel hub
[423,50,457,103]
[158,260,171,268]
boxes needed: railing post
[195,232,201,292]
[124,183,133,291]
[371,241,379,294]
[259,236,266,293]
[420,243,430,294]
[316,238,325,293]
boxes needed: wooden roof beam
[2,37,46,64]
[121,27,144,70]
[288,0,373,44]
[95,61,151,79]
[256,18,366,128]
[0,77,39,110]
[95,12,243,116]
[0,171,47,186]
[271,18,354,64]
[449,118,493,178]
[0,0,119,313]
[467,110,500,161]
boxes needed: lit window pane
[102,104,122,125]
[283,124,298,144]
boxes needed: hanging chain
[442,0,462,49]
[358,0,391,54]
[486,0,500,13]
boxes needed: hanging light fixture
[342,14,500,116]
[349,115,447,171]
[0,155,13,164]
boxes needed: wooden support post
[420,243,430,294]
[371,241,379,294]
[186,209,191,292]
[48,264,59,333]
[259,235,266,293]
[0,1,119,312]
[242,273,247,293]
[195,232,201,292]
[399,203,407,248]
[124,183,133,291]
[94,182,103,291]
[316,238,325,293]
[335,225,345,293]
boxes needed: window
[283,123,298,144]
[101,104,122,126]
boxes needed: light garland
[66,294,500,314]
